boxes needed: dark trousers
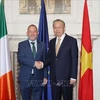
[52,85,73,100]
[19,75,43,100]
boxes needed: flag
[38,0,52,100]
[0,0,16,100]
[78,0,93,100]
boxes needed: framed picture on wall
[19,0,71,14]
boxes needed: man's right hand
[34,61,43,69]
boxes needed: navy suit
[48,34,78,100]
[18,39,47,100]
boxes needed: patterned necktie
[31,42,36,58]
[56,38,61,56]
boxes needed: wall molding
[8,34,100,40]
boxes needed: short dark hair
[27,24,37,31]
[53,19,65,27]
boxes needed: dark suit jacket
[48,34,78,83]
[18,39,47,82]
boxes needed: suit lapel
[25,40,33,58]
[36,39,42,58]
[25,39,42,59]
[52,38,56,57]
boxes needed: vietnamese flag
[78,0,93,100]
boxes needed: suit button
[56,59,57,60]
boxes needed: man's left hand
[70,79,76,85]
[41,78,48,86]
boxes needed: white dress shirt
[29,39,37,52]
[29,39,37,74]
[56,33,66,46]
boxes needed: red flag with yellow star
[78,0,93,100]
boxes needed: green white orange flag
[0,0,16,99]
[78,0,93,100]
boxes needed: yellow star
[80,45,93,77]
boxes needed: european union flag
[38,0,52,100]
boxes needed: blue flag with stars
[38,0,52,100]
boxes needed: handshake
[34,61,43,69]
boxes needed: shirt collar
[29,39,37,44]
[56,33,66,41]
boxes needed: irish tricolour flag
[0,0,16,99]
